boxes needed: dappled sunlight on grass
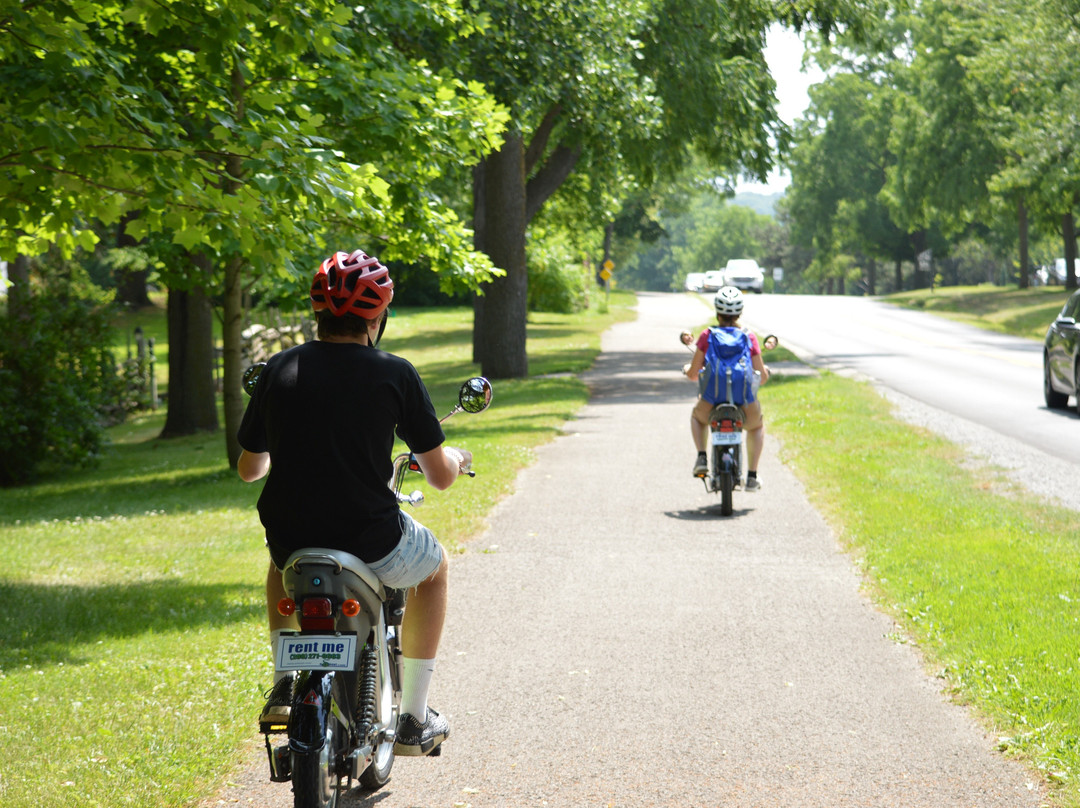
[0,293,637,807]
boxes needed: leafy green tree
[460,0,869,377]
[1,0,506,465]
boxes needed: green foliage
[0,270,122,486]
[0,0,507,287]
[621,186,778,291]
[526,231,591,314]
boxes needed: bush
[0,275,122,486]
[527,240,591,314]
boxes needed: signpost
[600,259,614,304]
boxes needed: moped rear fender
[289,670,335,755]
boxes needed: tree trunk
[160,253,218,437]
[222,255,245,467]
[474,133,528,379]
[221,55,247,466]
[894,258,903,292]
[472,162,486,365]
[8,253,31,319]
[1065,208,1078,292]
[1017,196,1030,290]
[115,212,152,308]
[866,257,877,296]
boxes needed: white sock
[270,629,290,684]
[400,657,436,720]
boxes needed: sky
[734,26,825,196]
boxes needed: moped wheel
[359,733,395,789]
[292,714,342,808]
[719,451,735,516]
[358,635,396,790]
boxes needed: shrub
[528,240,591,314]
[0,273,122,486]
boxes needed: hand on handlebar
[444,445,474,476]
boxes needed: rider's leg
[262,563,300,722]
[401,551,448,659]
[742,401,765,473]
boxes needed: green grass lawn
[0,293,636,808]
[887,283,1071,340]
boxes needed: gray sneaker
[394,707,449,756]
[745,476,761,492]
[692,453,708,478]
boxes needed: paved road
[206,292,1042,808]
[737,293,1080,511]
[737,293,1076,463]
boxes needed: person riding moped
[680,286,770,490]
[236,248,471,757]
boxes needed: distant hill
[732,191,783,217]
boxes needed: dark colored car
[1044,289,1080,413]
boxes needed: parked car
[684,272,705,292]
[722,258,765,293]
[702,270,726,292]
[1043,288,1080,412]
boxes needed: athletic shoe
[692,453,708,478]
[394,707,450,756]
[259,673,295,726]
[745,477,761,492]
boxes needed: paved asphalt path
[205,292,1043,808]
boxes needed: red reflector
[341,599,361,617]
[277,598,296,617]
[302,597,333,618]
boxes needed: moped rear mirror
[761,334,779,351]
[457,376,493,414]
[242,363,266,396]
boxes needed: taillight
[302,598,333,618]
[299,597,334,631]
[341,599,361,618]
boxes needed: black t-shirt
[237,340,445,565]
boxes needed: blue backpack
[699,327,757,405]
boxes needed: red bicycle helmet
[310,250,394,320]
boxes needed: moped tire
[358,733,394,790]
[719,450,735,516]
[291,712,342,808]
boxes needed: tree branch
[525,141,581,224]
[524,103,563,176]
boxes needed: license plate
[275,633,358,671]
[711,431,742,446]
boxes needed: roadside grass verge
[766,369,1080,805]
[886,284,1070,340]
[0,293,636,808]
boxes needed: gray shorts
[367,511,444,589]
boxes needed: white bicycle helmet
[714,286,744,316]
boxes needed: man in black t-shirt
[237,249,471,757]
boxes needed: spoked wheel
[359,730,395,790]
[357,636,396,791]
[292,715,343,808]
